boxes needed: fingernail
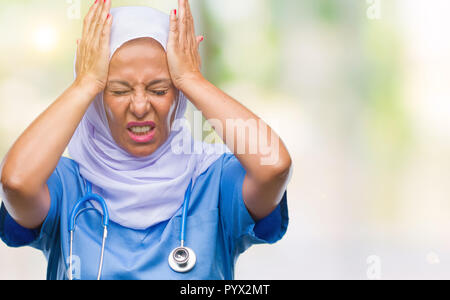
[107,13,110,19]
[174,9,177,16]
[200,36,204,42]
[95,0,98,4]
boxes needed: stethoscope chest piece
[168,246,196,273]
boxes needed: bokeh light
[33,25,57,52]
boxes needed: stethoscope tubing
[68,180,109,280]
[180,179,193,246]
[68,178,195,279]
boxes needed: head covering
[68,6,230,230]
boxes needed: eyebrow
[108,79,172,87]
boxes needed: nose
[129,90,151,119]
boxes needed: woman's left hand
[167,0,205,90]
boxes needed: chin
[116,132,166,157]
[127,145,158,158]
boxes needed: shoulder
[207,153,243,173]
[196,153,245,186]
[47,156,84,198]
[56,156,80,173]
[50,156,82,182]
[219,153,246,186]
[221,153,244,171]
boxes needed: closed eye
[111,90,168,96]
[112,91,128,95]
[154,90,168,96]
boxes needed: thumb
[76,39,81,57]
[196,35,204,47]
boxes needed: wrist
[176,72,206,93]
[73,76,104,99]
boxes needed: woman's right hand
[0,1,114,230]
[75,0,112,95]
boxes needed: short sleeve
[219,154,289,255]
[0,158,64,251]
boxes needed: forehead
[109,37,168,76]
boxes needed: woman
[0,0,291,280]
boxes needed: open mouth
[127,126,154,136]
[127,125,156,143]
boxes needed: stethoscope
[167,179,197,273]
[67,179,196,280]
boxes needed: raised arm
[0,0,112,229]
[167,0,292,222]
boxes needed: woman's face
[103,37,178,158]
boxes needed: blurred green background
[1,0,450,279]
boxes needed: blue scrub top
[0,153,288,280]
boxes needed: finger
[76,38,81,58]
[185,0,195,30]
[168,9,179,45]
[82,1,99,41]
[86,0,106,45]
[76,37,82,55]
[93,0,112,48]
[178,0,188,45]
[99,13,113,50]
[93,0,106,25]
[178,0,186,22]
[185,0,192,16]
[76,39,82,75]
[185,0,197,49]
[196,35,204,46]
